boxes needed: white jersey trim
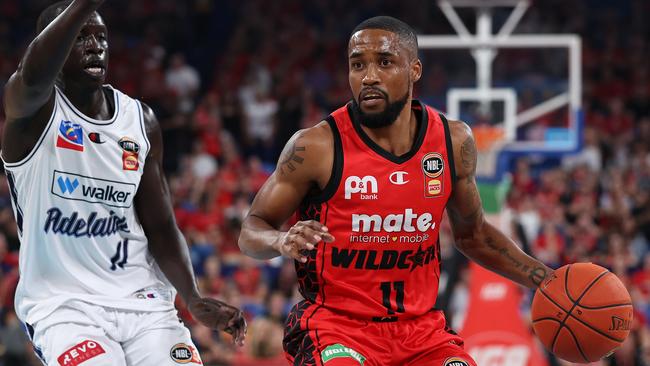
[55,85,120,125]
[1,101,59,168]
[135,100,151,156]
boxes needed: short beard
[351,91,410,129]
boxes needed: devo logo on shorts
[443,357,470,366]
[57,340,105,366]
[170,343,202,364]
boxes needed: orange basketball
[531,263,633,363]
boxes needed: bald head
[350,16,418,60]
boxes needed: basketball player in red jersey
[239,16,554,366]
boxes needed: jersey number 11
[380,281,405,314]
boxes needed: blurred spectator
[165,53,201,113]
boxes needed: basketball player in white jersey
[1,0,246,364]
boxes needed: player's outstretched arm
[135,103,246,345]
[446,120,554,289]
[239,123,335,262]
[3,0,104,120]
[3,0,106,164]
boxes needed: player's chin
[81,68,107,84]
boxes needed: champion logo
[88,132,105,144]
[389,171,409,185]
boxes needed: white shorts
[27,300,203,366]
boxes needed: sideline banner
[460,262,549,366]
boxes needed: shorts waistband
[371,316,399,322]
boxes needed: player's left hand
[188,296,247,346]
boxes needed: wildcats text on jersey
[331,243,437,271]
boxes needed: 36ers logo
[421,152,444,198]
[56,120,84,152]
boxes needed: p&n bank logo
[344,175,378,200]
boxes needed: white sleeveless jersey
[2,86,175,325]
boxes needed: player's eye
[351,62,363,70]
[380,59,392,67]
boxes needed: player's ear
[411,58,422,83]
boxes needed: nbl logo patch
[443,357,470,366]
[421,152,444,198]
[56,120,84,151]
[118,137,140,171]
[169,343,202,364]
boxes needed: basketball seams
[577,302,632,310]
[564,310,626,343]
[563,325,590,363]
[534,264,631,361]
[538,269,626,345]
[550,265,610,352]
[538,288,570,314]
[532,317,562,324]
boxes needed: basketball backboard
[418,0,582,182]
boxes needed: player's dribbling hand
[188,296,247,346]
[275,220,335,263]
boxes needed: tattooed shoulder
[278,134,306,176]
[448,120,477,177]
[460,136,477,172]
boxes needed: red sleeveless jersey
[296,100,456,321]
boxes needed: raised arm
[239,122,335,262]
[135,103,246,345]
[4,0,103,119]
[446,120,554,289]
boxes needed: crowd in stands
[0,0,647,364]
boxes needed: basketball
[531,263,633,363]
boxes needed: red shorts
[283,300,477,366]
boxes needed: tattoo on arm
[528,266,548,287]
[460,136,477,172]
[448,175,483,226]
[485,237,523,269]
[278,140,306,175]
[486,237,549,286]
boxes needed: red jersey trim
[439,113,458,183]
[304,116,344,204]
[346,100,429,164]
